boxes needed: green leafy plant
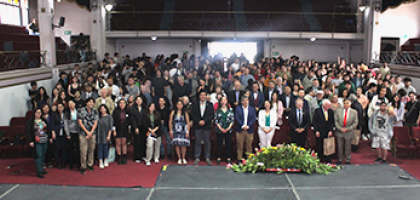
[227,143,340,174]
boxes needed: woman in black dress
[112,99,132,165]
[51,103,68,169]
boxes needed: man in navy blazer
[249,82,265,113]
[235,96,256,163]
[191,91,215,166]
[313,99,335,162]
[289,98,311,147]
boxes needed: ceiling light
[104,4,113,11]
[310,37,316,42]
[151,36,157,41]
[359,5,367,12]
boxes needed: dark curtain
[382,0,417,12]
[67,0,91,11]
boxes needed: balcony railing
[380,51,420,66]
[56,50,97,65]
[0,51,46,71]
[107,11,363,33]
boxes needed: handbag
[351,129,361,146]
[323,137,336,156]
[108,146,116,163]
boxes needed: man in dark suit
[81,84,99,101]
[280,86,295,117]
[264,80,277,102]
[228,81,245,110]
[313,99,335,162]
[291,88,310,112]
[235,96,257,164]
[350,94,364,151]
[257,75,266,93]
[289,98,311,147]
[249,82,264,113]
[191,91,214,166]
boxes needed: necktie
[298,110,302,124]
[343,109,348,127]
[324,110,328,121]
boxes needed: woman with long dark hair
[64,99,80,169]
[35,87,50,109]
[26,108,52,178]
[391,94,405,127]
[68,76,81,99]
[214,96,234,165]
[157,97,172,159]
[169,100,190,165]
[51,103,68,169]
[53,90,68,108]
[97,104,113,169]
[131,96,146,163]
[112,99,132,165]
[144,103,162,166]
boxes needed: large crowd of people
[26,52,419,178]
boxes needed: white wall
[377,0,420,46]
[116,39,196,59]
[267,39,363,63]
[0,79,54,126]
[53,1,92,46]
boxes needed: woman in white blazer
[258,100,278,148]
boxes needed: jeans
[35,142,48,173]
[194,129,211,160]
[160,125,172,155]
[97,143,109,160]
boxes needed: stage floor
[1,164,420,200]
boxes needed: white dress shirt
[242,105,249,129]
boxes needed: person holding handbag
[312,99,335,163]
[26,108,53,178]
[97,104,113,169]
[144,103,162,166]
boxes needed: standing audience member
[169,101,190,165]
[51,103,68,169]
[94,88,115,114]
[131,96,146,163]
[191,91,215,166]
[334,98,358,165]
[157,97,172,159]
[369,102,396,164]
[258,101,277,148]
[313,100,335,163]
[35,87,50,109]
[228,81,245,110]
[404,92,420,128]
[235,96,256,164]
[64,100,80,169]
[97,104,113,169]
[112,99,132,165]
[289,98,311,147]
[214,96,234,165]
[78,98,99,175]
[144,103,162,166]
[29,81,38,110]
[391,94,404,127]
[26,108,52,178]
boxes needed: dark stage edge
[1,164,420,200]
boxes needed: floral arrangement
[227,144,340,174]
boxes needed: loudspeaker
[58,17,65,27]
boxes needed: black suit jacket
[313,108,335,137]
[264,88,278,102]
[228,90,245,110]
[288,108,310,133]
[351,101,364,128]
[280,93,295,109]
[113,108,133,134]
[190,101,214,130]
[144,112,162,137]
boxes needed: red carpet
[1,141,419,188]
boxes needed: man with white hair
[310,90,324,121]
[313,99,335,162]
[94,88,115,114]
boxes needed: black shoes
[345,161,351,165]
[87,165,94,172]
[160,154,166,160]
[374,158,382,164]
[41,170,48,175]
[336,161,342,165]
[117,155,122,165]
[80,168,86,175]
[122,154,127,165]
[36,172,44,178]
[167,154,173,159]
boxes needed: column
[362,0,381,64]
[37,0,56,68]
[91,0,107,61]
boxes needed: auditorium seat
[271,126,290,146]
[306,127,316,150]
[10,117,27,127]
[410,127,420,154]
[391,126,417,158]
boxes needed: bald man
[94,88,115,114]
